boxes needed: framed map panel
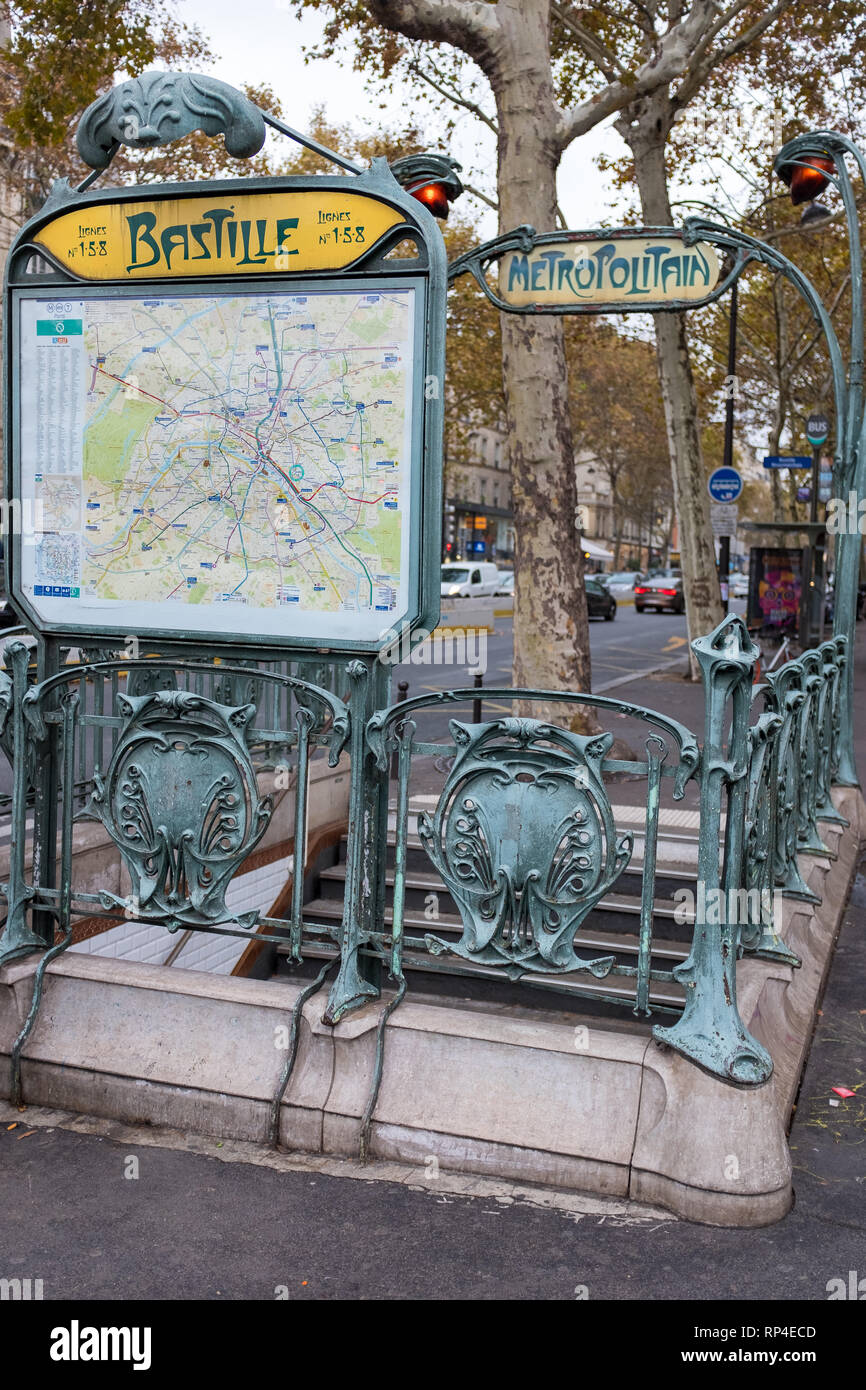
[4,172,446,652]
[14,279,421,644]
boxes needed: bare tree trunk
[366,0,592,710]
[619,100,723,673]
[491,9,592,712]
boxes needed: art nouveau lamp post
[775,134,866,787]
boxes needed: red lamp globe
[407,180,451,220]
[788,155,835,206]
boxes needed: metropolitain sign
[500,234,722,309]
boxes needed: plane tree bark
[299,0,804,686]
[617,94,723,658]
[332,0,740,702]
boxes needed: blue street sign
[707,466,743,503]
[471,540,486,553]
[763,455,812,469]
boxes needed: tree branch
[556,0,722,149]
[551,3,626,82]
[367,0,501,67]
[786,271,851,372]
[675,0,793,109]
[407,54,498,132]
[464,180,498,210]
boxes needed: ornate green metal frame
[448,138,866,786]
[5,224,445,659]
[447,223,746,316]
[0,80,859,1150]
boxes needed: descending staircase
[272,801,704,1025]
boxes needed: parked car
[604,570,641,590]
[586,575,616,621]
[0,594,18,629]
[730,573,749,600]
[634,572,685,613]
[440,562,500,598]
[494,569,514,595]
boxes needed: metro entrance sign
[449,226,724,315]
[498,232,722,310]
[3,83,448,655]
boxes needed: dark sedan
[634,572,685,614]
[586,576,616,620]
[0,594,18,629]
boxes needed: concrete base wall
[1,786,862,1227]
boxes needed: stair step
[288,898,691,963]
[339,834,703,880]
[316,867,696,926]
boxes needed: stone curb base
[1,785,862,1228]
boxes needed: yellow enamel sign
[34,189,406,280]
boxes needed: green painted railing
[0,616,851,1134]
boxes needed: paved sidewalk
[0,849,864,1302]
[593,618,866,808]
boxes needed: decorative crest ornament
[419,718,632,978]
[85,689,272,932]
[77,71,267,168]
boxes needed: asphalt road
[391,603,692,697]
[385,601,703,745]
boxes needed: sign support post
[801,411,831,648]
[719,281,739,614]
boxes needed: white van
[440,562,501,598]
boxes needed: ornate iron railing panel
[364,685,700,1027]
[418,719,634,977]
[0,645,353,966]
[727,634,848,977]
[0,617,852,1120]
[0,643,352,816]
[757,637,848,908]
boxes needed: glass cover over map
[18,285,415,642]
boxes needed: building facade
[445,427,673,570]
[444,426,515,563]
